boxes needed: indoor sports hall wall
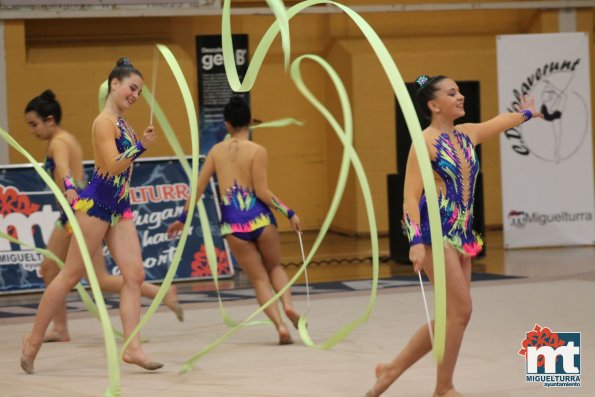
[3,2,594,235]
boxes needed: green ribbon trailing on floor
[181,0,446,369]
[0,127,121,397]
[113,44,201,372]
[133,50,289,330]
[1,0,447,391]
[104,42,300,380]
[0,230,129,340]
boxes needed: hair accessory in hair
[118,57,133,68]
[415,75,430,88]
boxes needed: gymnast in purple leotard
[27,91,183,345]
[21,59,167,375]
[168,96,302,345]
[74,115,139,224]
[366,75,543,397]
[414,128,483,257]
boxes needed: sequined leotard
[219,181,277,241]
[43,156,86,232]
[406,129,483,257]
[74,117,139,225]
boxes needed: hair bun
[415,75,430,88]
[40,89,56,101]
[116,57,133,68]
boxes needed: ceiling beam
[1,1,593,20]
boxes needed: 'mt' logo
[519,324,581,388]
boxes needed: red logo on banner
[0,185,40,216]
[519,324,566,367]
[190,244,230,278]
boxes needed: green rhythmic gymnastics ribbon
[251,118,304,129]
[0,230,129,340]
[290,53,379,348]
[111,43,295,365]
[116,44,201,362]
[0,127,121,397]
[183,0,446,364]
[300,0,446,362]
[98,43,206,396]
[136,50,274,330]
[178,50,378,369]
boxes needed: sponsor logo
[508,210,593,228]
[519,324,581,388]
[0,185,58,259]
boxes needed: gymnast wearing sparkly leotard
[219,180,279,240]
[28,95,182,346]
[74,115,141,225]
[22,59,167,375]
[366,75,543,397]
[168,96,301,345]
[405,129,483,257]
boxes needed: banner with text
[196,34,249,154]
[0,157,233,294]
[497,32,595,248]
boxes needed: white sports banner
[497,32,595,248]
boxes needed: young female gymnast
[167,96,301,345]
[21,59,165,373]
[25,90,183,343]
[366,75,542,396]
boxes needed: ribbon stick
[149,46,159,126]
[297,232,310,311]
[418,271,434,347]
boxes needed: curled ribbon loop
[133,48,271,330]
[181,0,446,366]
[291,54,379,348]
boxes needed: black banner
[196,34,249,154]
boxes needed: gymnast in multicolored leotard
[365,75,543,397]
[25,90,183,345]
[74,115,139,224]
[167,96,302,345]
[21,59,166,375]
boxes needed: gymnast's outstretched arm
[461,95,543,145]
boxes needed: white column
[0,21,10,164]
